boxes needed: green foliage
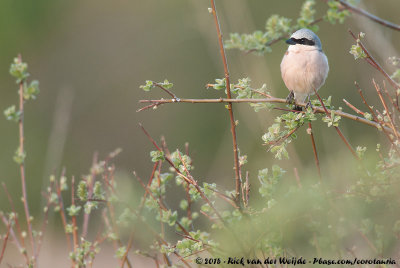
[324,0,351,24]
[322,110,342,127]
[9,57,29,83]
[77,181,88,201]
[13,147,26,164]
[140,79,173,91]
[150,150,165,162]
[225,0,349,54]
[262,108,317,160]
[23,80,40,100]
[67,204,81,217]
[70,239,99,266]
[208,77,274,112]
[4,105,21,122]
[258,165,285,207]
[349,32,367,60]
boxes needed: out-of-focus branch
[337,0,400,31]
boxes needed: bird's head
[285,28,322,51]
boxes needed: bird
[280,28,329,110]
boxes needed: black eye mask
[286,37,315,46]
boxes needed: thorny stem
[139,97,397,135]
[210,0,241,203]
[17,54,36,265]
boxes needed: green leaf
[10,57,29,83]
[23,80,40,100]
[4,105,21,122]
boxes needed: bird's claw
[286,91,295,105]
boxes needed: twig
[372,79,399,140]
[356,83,400,156]
[267,124,303,146]
[349,30,400,97]
[139,125,247,252]
[154,83,178,99]
[313,89,360,160]
[338,0,400,31]
[382,81,400,113]
[82,152,99,239]
[210,0,241,202]
[245,18,323,54]
[139,97,397,135]
[17,54,36,264]
[0,223,11,266]
[71,177,79,258]
[55,175,72,253]
[343,99,365,116]
[293,168,302,188]
[2,183,26,251]
[307,122,322,181]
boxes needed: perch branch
[138,97,397,135]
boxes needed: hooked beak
[285,38,296,45]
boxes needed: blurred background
[0,0,399,265]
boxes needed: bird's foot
[286,91,295,105]
[305,100,313,110]
[293,105,303,111]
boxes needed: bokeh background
[0,0,399,266]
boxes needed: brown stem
[372,79,399,140]
[81,152,98,239]
[349,30,400,94]
[343,99,365,116]
[2,183,26,251]
[71,177,79,259]
[357,84,400,157]
[17,55,35,265]
[313,89,360,160]
[210,0,241,202]
[0,223,11,265]
[154,83,178,99]
[308,122,322,181]
[338,0,400,31]
[139,97,397,135]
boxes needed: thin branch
[154,83,178,99]
[0,223,11,266]
[210,0,241,202]
[17,54,35,264]
[357,84,400,157]
[313,89,360,160]
[343,99,365,116]
[81,152,99,239]
[349,30,400,94]
[308,122,322,181]
[139,97,397,135]
[338,0,400,31]
[2,183,26,250]
[373,79,399,140]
